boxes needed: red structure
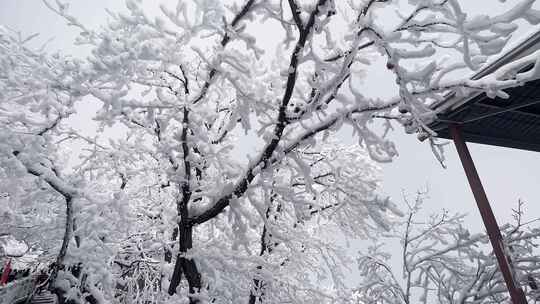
[450,125,527,304]
[427,29,540,304]
[0,259,12,286]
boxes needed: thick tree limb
[13,151,76,289]
[191,0,330,225]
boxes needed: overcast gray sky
[2,0,540,283]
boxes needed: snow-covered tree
[356,195,540,304]
[0,22,82,274]
[0,25,128,301]
[2,0,540,303]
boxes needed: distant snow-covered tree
[356,195,540,304]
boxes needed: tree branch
[191,0,330,225]
[192,0,257,105]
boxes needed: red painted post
[449,124,527,304]
[0,259,11,285]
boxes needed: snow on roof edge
[431,25,540,114]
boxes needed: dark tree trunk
[166,106,202,303]
[167,224,202,304]
[164,227,179,263]
[248,202,278,304]
[49,196,73,289]
[248,225,269,304]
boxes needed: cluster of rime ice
[1,0,540,303]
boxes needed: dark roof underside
[429,78,540,152]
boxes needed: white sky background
[2,0,540,289]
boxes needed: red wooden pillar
[0,258,11,285]
[449,124,527,304]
